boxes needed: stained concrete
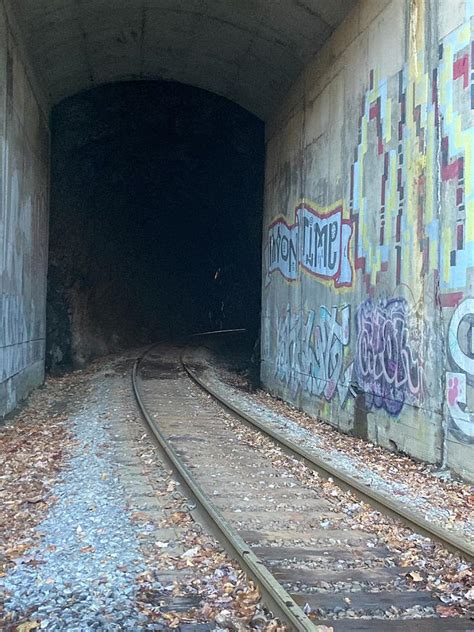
[11,0,356,120]
[0,0,50,417]
[261,0,474,481]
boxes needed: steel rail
[181,354,474,563]
[132,349,319,632]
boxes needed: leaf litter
[186,349,473,619]
[0,352,317,630]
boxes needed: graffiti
[437,23,474,305]
[446,298,474,443]
[266,203,353,288]
[354,298,424,415]
[275,303,353,404]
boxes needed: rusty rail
[132,347,320,632]
[182,352,473,564]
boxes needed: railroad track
[133,343,473,631]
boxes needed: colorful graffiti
[265,203,353,287]
[437,23,474,306]
[347,14,474,302]
[446,298,474,443]
[264,6,474,477]
[266,15,474,299]
[275,304,353,404]
[354,298,424,415]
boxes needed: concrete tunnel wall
[0,0,472,481]
[261,0,474,481]
[0,1,50,417]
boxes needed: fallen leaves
[0,415,68,576]
[0,371,90,629]
[406,570,424,582]
[15,621,39,632]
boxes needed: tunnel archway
[0,0,357,407]
[46,80,264,370]
[13,0,354,120]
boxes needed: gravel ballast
[0,353,285,631]
[1,375,150,631]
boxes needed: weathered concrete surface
[261,0,474,481]
[11,0,356,120]
[0,1,50,416]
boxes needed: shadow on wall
[46,81,264,372]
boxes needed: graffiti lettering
[266,204,353,287]
[446,298,474,443]
[267,221,299,280]
[354,298,424,415]
[275,304,353,404]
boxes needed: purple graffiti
[355,298,423,415]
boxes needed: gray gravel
[1,376,154,631]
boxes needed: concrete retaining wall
[261,0,474,481]
[0,1,50,417]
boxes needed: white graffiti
[266,204,353,287]
[446,298,474,443]
[275,303,354,404]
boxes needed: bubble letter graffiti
[266,203,353,288]
[355,298,424,415]
[446,298,474,443]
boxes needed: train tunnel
[3,4,474,629]
[46,81,264,369]
[0,0,354,377]
[1,0,473,482]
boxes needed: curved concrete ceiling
[13,0,355,119]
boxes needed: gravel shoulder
[0,351,284,631]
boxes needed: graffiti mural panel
[262,4,474,475]
[275,304,353,405]
[265,203,353,287]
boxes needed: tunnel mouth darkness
[46,80,264,372]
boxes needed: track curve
[133,342,473,631]
[133,345,318,631]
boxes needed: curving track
[133,342,473,632]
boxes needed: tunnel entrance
[46,81,264,371]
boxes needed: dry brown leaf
[16,621,39,632]
[407,571,423,582]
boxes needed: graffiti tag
[446,298,474,443]
[266,204,353,287]
[354,298,424,415]
[275,303,354,404]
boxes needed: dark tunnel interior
[46,81,265,371]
